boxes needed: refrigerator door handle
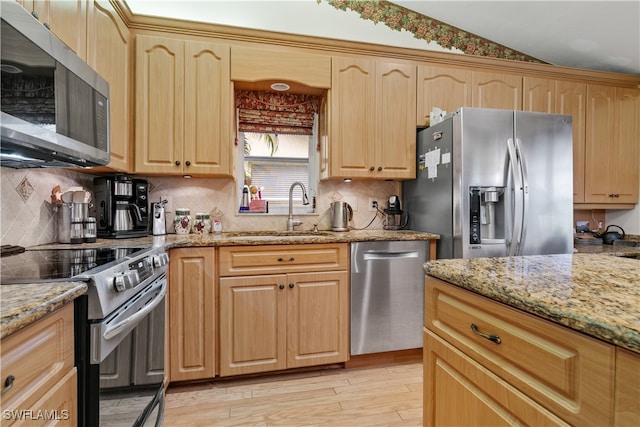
[507,138,524,256]
[514,138,529,253]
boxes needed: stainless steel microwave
[0,1,110,168]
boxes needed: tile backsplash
[0,167,400,247]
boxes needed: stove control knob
[153,253,169,268]
[113,270,140,292]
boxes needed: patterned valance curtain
[235,90,320,135]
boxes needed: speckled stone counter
[424,253,640,353]
[0,282,87,339]
[1,229,436,339]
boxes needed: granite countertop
[1,229,437,339]
[424,253,640,353]
[0,282,87,339]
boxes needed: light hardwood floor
[164,362,423,426]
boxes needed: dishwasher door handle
[363,251,420,261]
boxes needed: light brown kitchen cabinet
[416,65,472,127]
[168,247,216,382]
[0,303,77,426]
[135,34,233,177]
[22,0,87,60]
[614,348,640,426]
[218,244,349,376]
[472,71,522,110]
[584,85,640,205]
[86,0,132,172]
[324,56,416,180]
[425,277,618,426]
[523,76,555,113]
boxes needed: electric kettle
[330,201,353,231]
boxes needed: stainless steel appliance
[350,241,428,355]
[403,107,574,259]
[94,176,150,238]
[383,195,408,230]
[152,200,168,235]
[0,244,170,427]
[0,1,110,169]
[330,201,353,231]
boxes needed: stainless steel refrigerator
[403,107,574,259]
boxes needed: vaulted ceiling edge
[320,0,545,64]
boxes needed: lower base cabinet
[424,330,566,426]
[0,304,77,426]
[168,247,216,382]
[218,244,349,377]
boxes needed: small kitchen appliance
[330,201,353,231]
[152,200,168,235]
[94,175,149,238]
[383,195,408,230]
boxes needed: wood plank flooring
[164,361,423,426]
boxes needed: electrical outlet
[369,197,378,212]
[160,195,172,212]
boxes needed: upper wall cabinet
[417,65,472,127]
[584,85,639,205]
[417,66,522,126]
[472,71,522,110]
[23,0,87,60]
[231,46,331,89]
[135,35,233,176]
[325,56,416,180]
[86,0,132,172]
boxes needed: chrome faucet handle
[313,223,319,233]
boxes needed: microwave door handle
[103,281,167,340]
[506,138,523,256]
[514,138,529,254]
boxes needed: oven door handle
[103,281,166,341]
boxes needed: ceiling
[125,0,640,76]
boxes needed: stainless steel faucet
[287,181,309,231]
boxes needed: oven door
[85,274,166,427]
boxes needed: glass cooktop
[0,247,145,284]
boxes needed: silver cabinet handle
[471,323,502,344]
[1,375,15,395]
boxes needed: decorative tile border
[320,0,543,63]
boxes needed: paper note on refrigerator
[426,148,440,179]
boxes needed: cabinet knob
[289,283,295,289]
[1,375,15,395]
[185,161,191,166]
[175,160,181,166]
[377,166,383,172]
[277,257,295,262]
[279,284,285,290]
[369,166,375,171]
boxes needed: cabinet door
[612,87,640,204]
[614,348,640,426]
[135,35,185,174]
[287,271,349,368]
[417,65,472,127]
[32,0,86,59]
[472,71,522,110]
[585,85,616,203]
[168,248,215,382]
[219,274,287,376]
[523,76,555,113]
[330,56,375,178]
[375,61,416,180]
[183,41,232,176]
[424,330,568,427]
[99,333,132,388]
[86,0,132,172]
[556,81,587,203]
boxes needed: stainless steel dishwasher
[350,240,429,355]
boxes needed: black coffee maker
[93,175,149,238]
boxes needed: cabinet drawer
[425,277,615,427]
[219,243,348,276]
[0,304,74,415]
